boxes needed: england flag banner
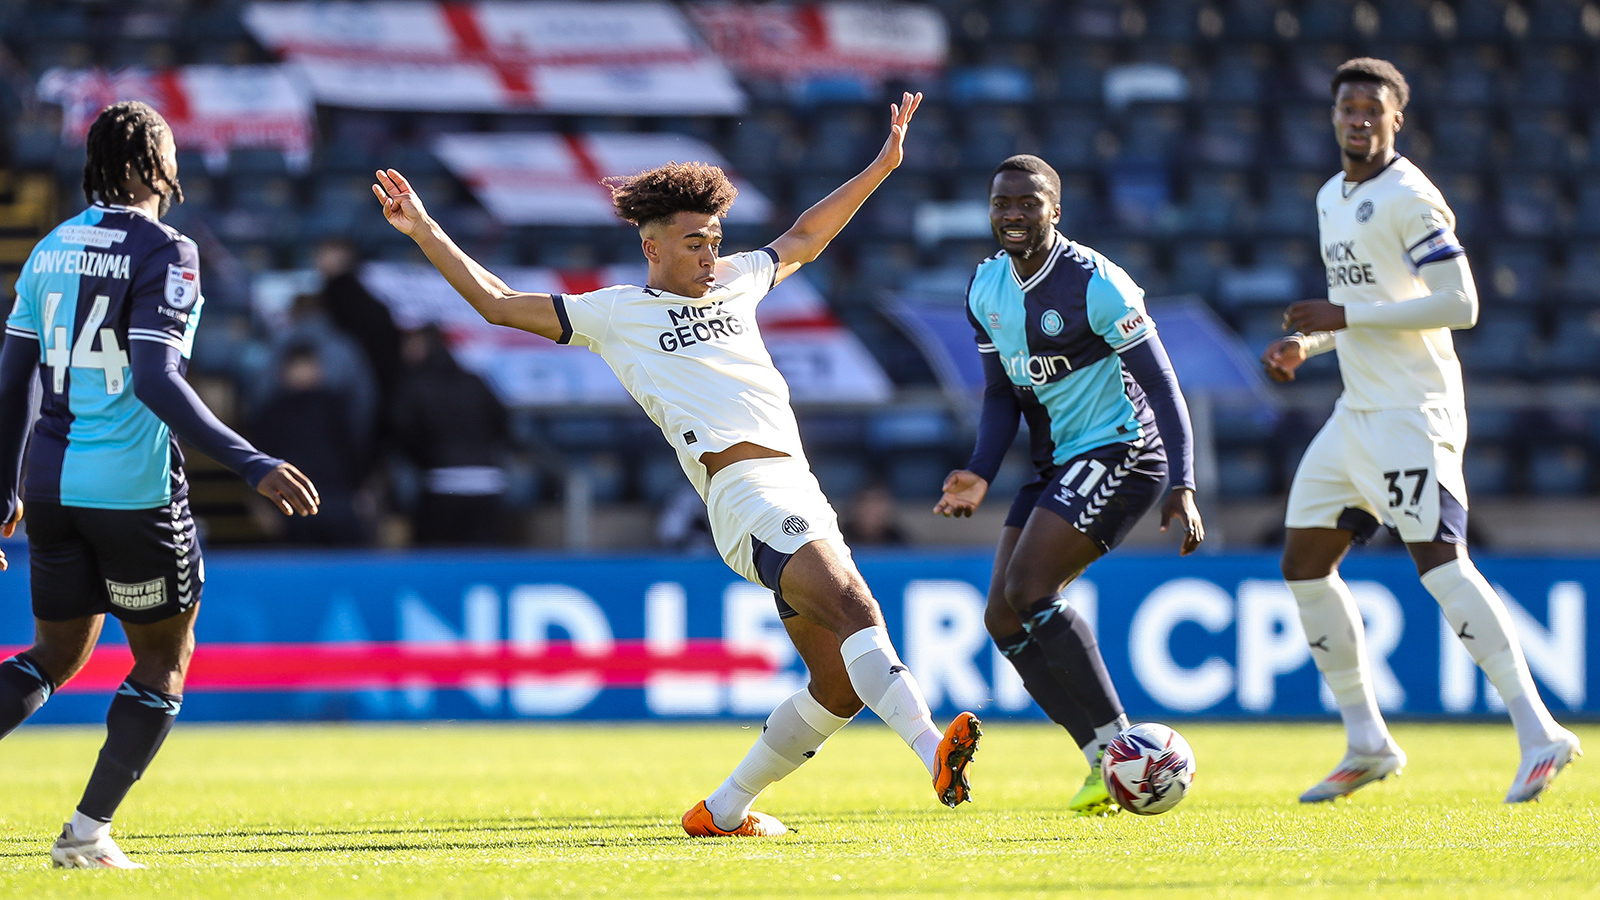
[36,66,314,170]
[433,132,772,226]
[243,1,746,114]
[359,262,892,406]
[687,2,947,81]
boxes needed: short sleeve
[6,258,36,339]
[1395,187,1464,271]
[554,289,615,348]
[126,237,200,352]
[716,248,779,296]
[6,295,35,340]
[1085,260,1154,352]
[965,302,996,355]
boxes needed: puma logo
[1402,509,1422,521]
[889,665,908,676]
[1309,636,1330,652]
[803,750,816,759]
[1457,621,1474,641]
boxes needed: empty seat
[1485,244,1551,305]
[1458,311,1538,375]
[1497,173,1565,238]
[1529,445,1589,495]
[1191,106,1261,167]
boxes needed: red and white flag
[359,262,891,406]
[244,1,746,114]
[432,132,771,226]
[687,3,947,81]
[36,65,314,170]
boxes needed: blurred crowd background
[2,0,1599,552]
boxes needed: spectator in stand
[841,482,909,546]
[249,344,372,546]
[243,292,378,451]
[657,485,716,553]
[390,325,510,545]
[316,238,403,405]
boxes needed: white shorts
[1285,404,1469,544]
[706,456,845,592]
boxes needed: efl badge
[165,265,198,310]
[987,312,1001,329]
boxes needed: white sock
[68,810,110,841]
[1288,575,1391,754]
[839,626,943,776]
[705,688,851,831]
[1422,560,1562,750]
[1091,714,1129,757]
[1079,740,1099,767]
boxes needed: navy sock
[1022,597,1125,728]
[77,680,181,822]
[994,629,1098,748]
[0,653,55,740]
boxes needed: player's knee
[1280,553,1332,582]
[983,601,1022,640]
[28,639,96,687]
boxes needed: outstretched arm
[372,169,564,340]
[767,92,921,285]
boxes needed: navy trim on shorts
[752,535,799,619]
[1337,506,1382,544]
[1434,485,1468,546]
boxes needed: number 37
[1383,468,1428,508]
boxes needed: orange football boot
[681,800,789,837]
[934,711,982,807]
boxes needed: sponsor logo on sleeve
[165,265,198,310]
[987,312,1001,329]
[1115,309,1147,337]
[781,515,809,536]
[106,577,167,611]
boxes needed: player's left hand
[372,169,431,238]
[872,91,923,172]
[934,469,988,518]
[1283,299,1346,334]
[1159,488,1204,556]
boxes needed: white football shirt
[1317,156,1468,410]
[555,248,807,497]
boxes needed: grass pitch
[0,721,1594,898]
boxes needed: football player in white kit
[373,93,983,836]
[1261,59,1581,803]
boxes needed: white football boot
[1299,739,1407,803]
[1505,729,1583,803]
[50,823,145,869]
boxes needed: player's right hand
[372,169,430,238]
[934,469,988,518]
[1261,336,1308,383]
[0,498,19,571]
[257,463,321,517]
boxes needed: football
[1100,723,1197,816]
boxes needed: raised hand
[372,168,431,238]
[257,462,321,517]
[873,91,923,172]
[933,469,988,518]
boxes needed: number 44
[41,291,129,395]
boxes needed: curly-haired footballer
[374,93,983,836]
[0,101,319,869]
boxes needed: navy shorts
[26,497,203,625]
[1006,441,1168,552]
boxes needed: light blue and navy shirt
[965,233,1176,479]
[5,204,266,509]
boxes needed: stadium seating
[5,0,1600,543]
